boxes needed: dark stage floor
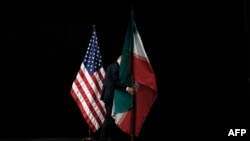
[0,138,83,141]
[0,137,132,141]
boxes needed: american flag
[70,26,106,132]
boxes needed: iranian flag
[112,8,158,137]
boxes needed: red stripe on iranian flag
[114,30,158,137]
[133,31,158,137]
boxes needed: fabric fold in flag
[70,26,106,132]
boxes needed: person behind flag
[99,55,135,141]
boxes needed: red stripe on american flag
[95,69,105,95]
[70,88,98,132]
[81,66,105,119]
[90,72,106,116]
[70,65,105,132]
[78,67,104,125]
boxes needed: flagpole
[130,26,136,141]
[131,7,136,140]
[131,90,136,141]
[82,127,95,141]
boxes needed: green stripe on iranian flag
[112,24,158,137]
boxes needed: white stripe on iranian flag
[113,30,157,137]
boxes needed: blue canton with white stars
[83,29,103,75]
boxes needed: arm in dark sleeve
[110,63,127,92]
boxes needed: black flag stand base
[82,128,96,141]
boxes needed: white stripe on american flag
[81,65,105,116]
[71,82,100,130]
[80,65,105,120]
[71,65,105,131]
[94,67,105,94]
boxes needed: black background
[1,1,248,140]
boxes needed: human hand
[127,87,135,95]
